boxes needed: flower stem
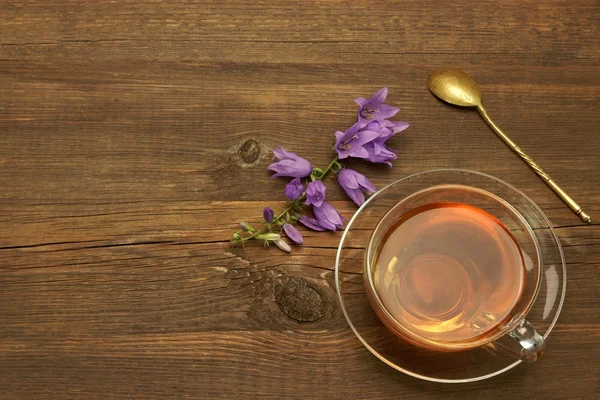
[272,204,296,224]
[276,155,337,223]
[233,154,340,248]
[320,156,339,178]
[241,228,265,241]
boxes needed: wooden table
[1,1,598,398]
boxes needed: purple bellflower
[337,169,377,206]
[268,147,313,179]
[305,180,326,207]
[362,138,398,166]
[336,118,409,166]
[284,177,303,201]
[355,87,400,123]
[313,202,346,231]
[334,122,381,160]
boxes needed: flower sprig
[232,87,409,252]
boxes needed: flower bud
[273,239,291,253]
[239,221,253,231]
[256,233,281,241]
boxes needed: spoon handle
[477,105,591,224]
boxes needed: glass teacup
[364,184,545,361]
[335,169,566,382]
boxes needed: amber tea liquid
[371,202,526,349]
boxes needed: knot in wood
[275,277,324,322]
[238,139,261,164]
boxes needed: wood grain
[1,0,599,398]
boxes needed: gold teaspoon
[427,68,591,224]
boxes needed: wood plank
[0,0,598,398]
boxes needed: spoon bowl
[427,69,482,108]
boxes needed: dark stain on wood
[275,277,325,322]
[238,139,261,164]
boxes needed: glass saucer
[334,169,566,383]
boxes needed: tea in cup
[365,184,545,361]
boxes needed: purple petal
[267,161,285,176]
[346,187,365,206]
[366,156,394,166]
[366,153,396,165]
[272,146,296,161]
[376,104,400,119]
[334,131,348,159]
[313,202,345,231]
[354,129,382,144]
[350,146,370,159]
[361,120,393,141]
[354,97,368,106]
[298,215,326,231]
[361,120,382,131]
[312,217,336,232]
[371,87,388,104]
[283,223,303,244]
[271,146,286,160]
[357,174,377,193]
[385,120,410,134]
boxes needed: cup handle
[493,319,545,363]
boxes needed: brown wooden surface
[1,1,599,398]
